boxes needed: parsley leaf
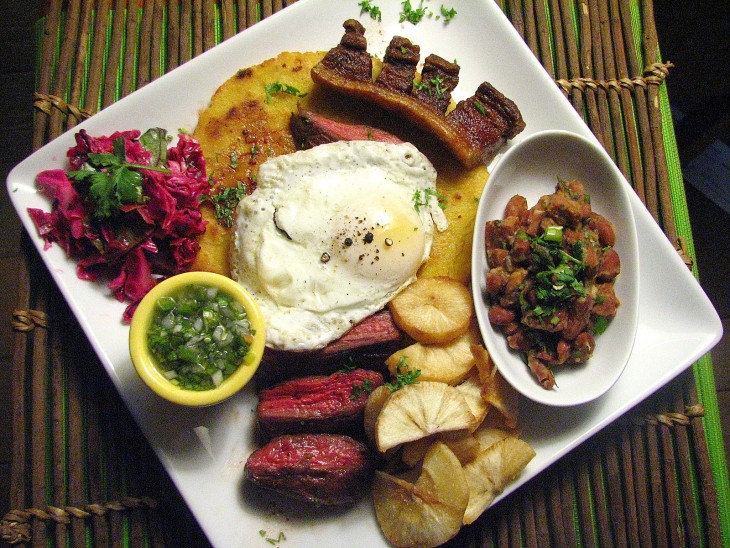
[264,82,308,103]
[358,0,382,21]
[413,187,447,211]
[400,0,431,24]
[67,133,173,221]
[200,180,249,227]
[440,5,457,22]
[386,357,421,392]
[350,379,375,400]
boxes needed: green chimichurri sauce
[147,283,254,391]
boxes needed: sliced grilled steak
[311,19,525,167]
[244,434,375,505]
[290,106,403,149]
[257,368,384,437]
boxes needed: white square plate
[6,1,722,546]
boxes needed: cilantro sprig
[67,128,172,220]
[358,0,382,21]
[386,357,421,392]
[264,82,308,103]
[526,227,587,320]
[400,0,430,24]
[200,180,249,227]
[413,187,447,211]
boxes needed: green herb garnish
[440,5,457,21]
[358,0,382,21]
[399,0,431,24]
[350,379,375,400]
[67,129,173,220]
[386,357,421,392]
[264,82,308,103]
[413,187,447,211]
[593,316,609,335]
[525,228,587,320]
[413,75,447,99]
[200,180,248,227]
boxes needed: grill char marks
[311,19,525,167]
[316,19,372,83]
[448,82,527,161]
[413,54,460,113]
[375,36,420,95]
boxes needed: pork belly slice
[311,19,525,167]
[413,54,460,113]
[244,434,375,506]
[375,36,420,95]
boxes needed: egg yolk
[330,195,426,285]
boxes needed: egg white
[231,140,447,351]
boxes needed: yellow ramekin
[129,271,265,406]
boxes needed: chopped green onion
[147,283,254,391]
[543,225,563,243]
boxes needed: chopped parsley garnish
[593,316,609,335]
[413,187,447,211]
[413,75,446,99]
[358,0,382,21]
[67,128,173,220]
[472,100,487,116]
[386,357,421,392]
[259,529,286,545]
[526,227,587,318]
[350,379,375,400]
[200,180,248,227]
[400,0,431,24]
[264,82,308,103]
[440,5,457,21]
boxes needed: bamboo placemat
[3,1,728,546]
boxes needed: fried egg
[231,140,447,351]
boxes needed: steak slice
[257,368,385,437]
[244,434,375,505]
[290,106,403,149]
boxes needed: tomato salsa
[147,283,256,391]
[484,178,621,390]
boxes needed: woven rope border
[1,497,158,545]
[556,61,673,92]
[11,309,48,331]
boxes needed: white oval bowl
[472,130,640,406]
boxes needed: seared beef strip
[311,19,525,167]
[244,434,375,505]
[257,368,385,438]
[290,105,403,149]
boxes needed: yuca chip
[471,344,520,429]
[462,437,536,525]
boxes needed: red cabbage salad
[28,128,211,322]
